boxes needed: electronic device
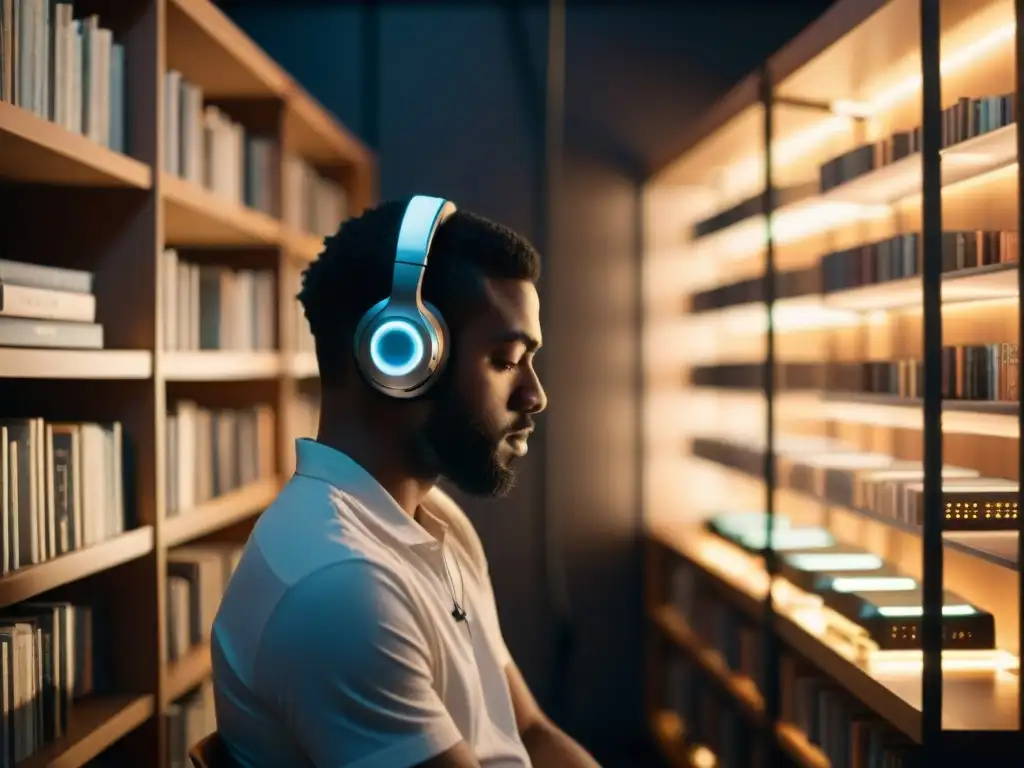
[779,553,912,594]
[823,587,995,650]
[778,546,885,574]
[728,525,836,554]
[903,477,1019,531]
[706,511,792,539]
[353,195,457,398]
[854,464,979,515]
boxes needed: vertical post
[759,64,781,765]
[1015,0,1024,736]
[919,0,944,754]
[543,0,575,729]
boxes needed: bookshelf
[644,0,1024,764]
[0,0,371,764]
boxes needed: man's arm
[258,559,481,768]
[505,662,601,768]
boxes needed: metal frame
[759,64,783,766]
[919,0,945,755]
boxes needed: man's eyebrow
[490,330,541,351]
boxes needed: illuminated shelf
[0,527,154,609]
[824,262,1018,312]
[163,477,280,548]
[649,522,1021,738]
[0,102,152,188]
[20,695,155,768]
[162,350,282,381]
[163,642,212,705]
[162,173,282,246]
[0,349,153,379]
[687,441,1018,569]
[822,123,1017,206]
[820,392,1018,438]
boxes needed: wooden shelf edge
[285,351,318,379]
[161,173,282,246]
[0,349,153,380]
[283,227,326,262]
[650,605,764,720]
[167,0,289,97]
[164,476,280,548]
[20,694,156,768]
[0,102,152,189]
[285,83,372,166]
[0,527,154,609]
[162,350,282,381]
[164,642,212,706]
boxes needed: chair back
[188,730,226,768]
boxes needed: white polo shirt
[210,438,532,767]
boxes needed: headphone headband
[389,196,457,308]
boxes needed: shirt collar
[293,437,443,548]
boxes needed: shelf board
[0,349,153,380]
[0,103,152,188]
[820,392,1018,437]
[285,351,318,379]
[162,350,281,381]
[651,605,830,768]
[650,522,1021,738]
[652,605,764,721]
[823,262,1019,312]
[164,642,212,705]
[164,476,280,548]
[162,174,282,246]
[0,527,154,609]
[20,694,156,768]
[284,87,372,166]
[166,0,288,98]
[821,124,1017,206]
[283,227,326,262]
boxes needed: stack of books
[0,259,102,350]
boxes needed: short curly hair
[297,198,541,386]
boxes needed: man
[210,197,600,768]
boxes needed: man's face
[418,277,547,497]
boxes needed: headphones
[353,195,457,399]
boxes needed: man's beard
[412,389,517,498]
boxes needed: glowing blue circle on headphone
[369,319,424,378]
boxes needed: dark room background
[213,1,835,762]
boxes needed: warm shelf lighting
[717,19,1016,208]
[693,526,1020,675]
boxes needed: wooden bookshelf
[0,0,368,764]
[164,642,213,706]
[644,0,1024,762]
[163,476,279,548]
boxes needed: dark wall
[218,2,833,761]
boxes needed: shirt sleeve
[255,559,464,768]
